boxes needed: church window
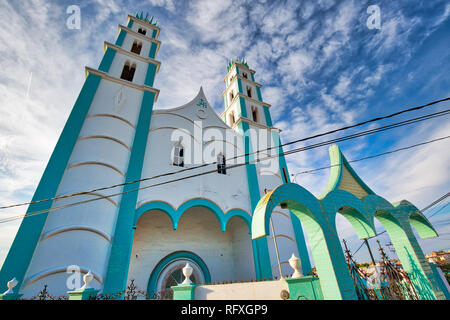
[131,40,142,55]
[120,61,136,82]
[217,153,226,174]
[246,86,252,98]
[251,106,258,123]
[138,28,147,35]
[282,168,288,183]
[242,72,248,79]
[229,91,235,101]
[173,144,184,167]
[229,112,235,126]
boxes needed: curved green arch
[321,189,376,239]
[252,183,357,300]
[395,200,438,239]
[147,251,211,296]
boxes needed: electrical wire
[1,106,449,212]
[0,134,448,225]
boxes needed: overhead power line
[0,134,448,225]
[0,104,449,212]
[421,192,450,213]
[428,202,450,220]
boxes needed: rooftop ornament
[135,11,158,26]
[227,57,249,71]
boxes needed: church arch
[135,198,251,233]
[147,251,211,297]
[321,189,376,239]
[363,194,443,299]
[252,183,358,300]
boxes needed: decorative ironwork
[21,284,69,300]
[342,239,419,300]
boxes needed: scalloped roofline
[152,87,236,132]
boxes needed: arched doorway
[127,199,255,297]
[148,251,211,299]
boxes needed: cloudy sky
[0,0,449,268]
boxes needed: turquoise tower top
[135,11,158,26]
[227,57,249,71]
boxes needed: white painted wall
[138,89,253,214]
[20,78,145,297]
[195,279,289,300]
[127,208,255,292]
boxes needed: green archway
[252,183,358,300]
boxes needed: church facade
[0,14,310,298]
[0,14,447,300]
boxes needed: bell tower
[221,58,312,278]
[221,58,272,130]
[0,12,162,297]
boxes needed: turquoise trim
[151,29,157,39]
[103,90,156,296]
[271,130,312,274]
[147,251,211,296]
[0,74,102,293]
[238,97,247,118]
[256,87,263,102]
[98,48,116,73]
[237,77,243,93]
[235,65,239,75]
[134,199,252,233]
[429,263,450,299]
[127,19,134,28]
[251,72,255,82]
[237,121,272,279]
[263,106,272,127]
[149,42,158,59]
[115,29,127,47]
[144,63,157,87]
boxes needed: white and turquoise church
[0,14,448,300]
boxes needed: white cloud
[148,0,176,12]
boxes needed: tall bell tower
[221,58,312,278]
[0,13,161,297]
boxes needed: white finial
[82,271,94,289]
[288,254,303,278]
[182,263,193,285]
[3,277,18,295]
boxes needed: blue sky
[0,0,449,267]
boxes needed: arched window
[120,62,136,82]
[229,112,235,126]
[173,144,184,167]
[242,72,248,79]
[131,40,142,55]
[138,28,147,35]
[229,91,235,102]
[251,106,258,123]
[217,154,226,174]
[246,86,252,98]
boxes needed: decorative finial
[182,263,193,285]
[3,277,18,295]
[288,254,303,278]
[82,270,94,289]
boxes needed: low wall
[172,276,324,300]
[194,280,289,300]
